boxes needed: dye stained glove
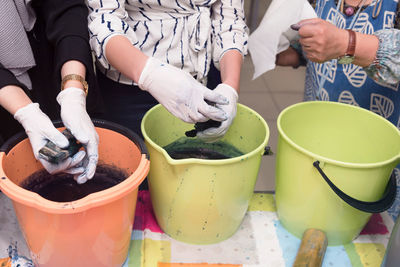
[57,87,99,184]
[14,103,86,174]
[196,84,238,143]
[138,57,229,123]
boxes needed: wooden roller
[293,229,328,267]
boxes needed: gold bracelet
[61,74,88,95]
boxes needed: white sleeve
[211,0,249,69]
[87,0,138,69]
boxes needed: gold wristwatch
[61,74,88,95]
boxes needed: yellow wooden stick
[293,229,328,267]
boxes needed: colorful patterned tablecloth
[1,191,394,267]
[121,191,394,267]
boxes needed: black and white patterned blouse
[87,0,249,85]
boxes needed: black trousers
[96,64,221,189]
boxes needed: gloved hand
[138,57,228,123]
[57,87,99,184]
[14,103,86,174]
[196,83,238,143]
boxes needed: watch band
[345,29,356,57]
[61,74,88,95]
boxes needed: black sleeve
[40,0,93,83]
[0,62,29,91]
[37,0,104,115]
[0,62,26,141]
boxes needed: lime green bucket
[141,104,269,244]
[276,101,400,245]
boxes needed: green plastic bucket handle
[313,161,397,213]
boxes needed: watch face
[338,55,355,64]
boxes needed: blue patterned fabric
[305,0,400,220]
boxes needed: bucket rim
[0,119,150,214]
[141,103,270,165]
[277,101,400,168]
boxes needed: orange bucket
[0,119,149,267]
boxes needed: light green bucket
[276,101,400,245]
[141,104,269,244]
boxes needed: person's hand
[138,57,229,123]
[14,103,86,174]
[57,87,99,184]
[196,84,238,143]
[295,18,348,63]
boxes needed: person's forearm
[105,35,148,83]
[219,50,243,92]
[334,29,379,67]
[276,47,302,67]
[0,85,32,115]
[353,32,379,67]
[61,60,87,90]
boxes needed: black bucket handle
[313,161,397,213]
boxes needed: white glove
[138,57,229,123]
[196,84,238,143]
[14,103,86,174]
[57,87,99,184]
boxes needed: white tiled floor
[239,55,306,192]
